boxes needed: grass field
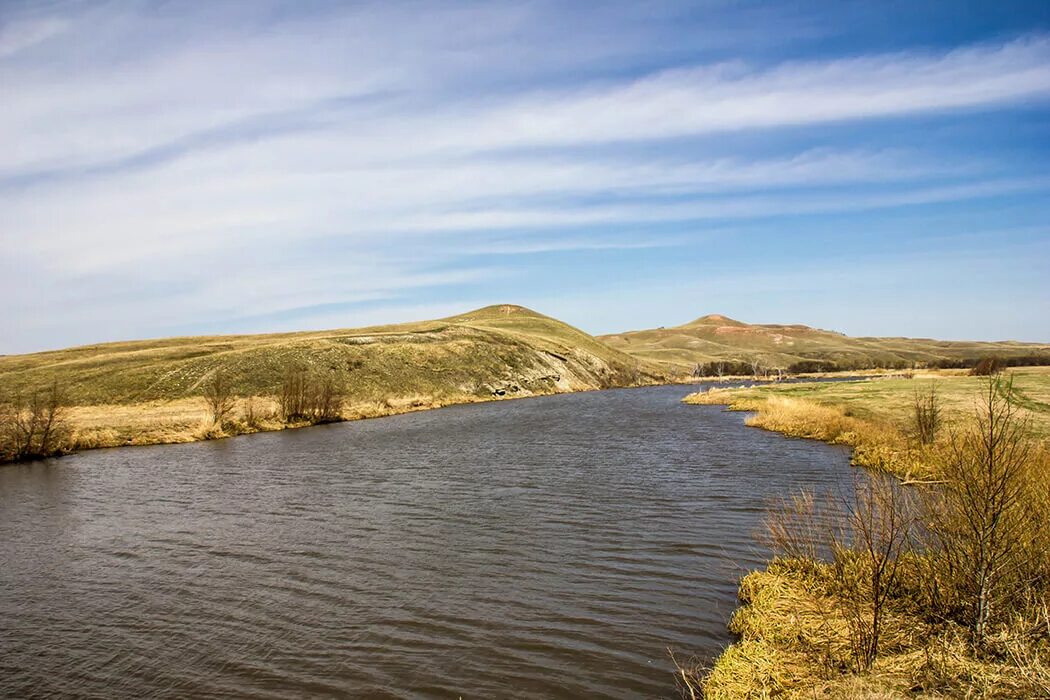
[0,304,666,456]
[602,314,1050,375]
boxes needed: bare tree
[765,474,914,671]
[836,474,914,670]
[749,357,763,380]
[913,383,941,445]
[1,380,70,461]
[970,356,1002,376]
[691,363,704,392]
[313,372,344,422]
[922,374,1038,645]
[243,397,264,429]
[203,370,236,427]
[278,367,345,422]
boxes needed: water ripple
[0,385,853,698]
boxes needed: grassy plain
[1,305,665,455]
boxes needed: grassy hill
[600,314,1050,375]
[0,304,666,453]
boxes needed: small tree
[1,380,69,461]
[765,474,914,671]
[836,474,914,670]
[922,374,1038,645]
[243,397,263,429]
[279,367,311,421]
[912,383,941,445]
[203,370,236,427]
[278,367,345,422]
[970,356,1001,376]
[312,372,344,422]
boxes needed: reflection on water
[0,385,852,698]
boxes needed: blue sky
[2,0,1049,353]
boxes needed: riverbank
[58,380,666,455]
[1,305,667,464]
[682,368,1050,698]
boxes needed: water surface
[0,385,852,698]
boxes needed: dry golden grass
[60,392,510,452]
[690,559,1050,699]
[686,389,931,479]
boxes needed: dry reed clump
[685,390,935,479]
[743,396,923,477]
[69,427,122,450]
[696,639,785,699]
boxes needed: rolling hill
[0,305,667,453]
[600,314,1050,375]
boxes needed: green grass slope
[0,304,665,406]
[600,314,1050,375]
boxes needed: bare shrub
[920,374,1043,645]
[313,372,343,422]
[243,397,264,429]
[970,356,1002,376]
[765,474,914,671]
[912,383,941,445]
[202,370,236,427]
[0,381,70,461]
[278,367,345,422]
[279,367,311,421]
[835,474,914,670]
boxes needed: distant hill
[0,304,665,406]
[599,314,1050,375]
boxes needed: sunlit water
[0,384,853,698]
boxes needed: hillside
[600,314,1050,375]
[0,304,666,453]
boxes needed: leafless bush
[970,356,1002,376]
[0,381,70,461]
[765,474,915,671]
[912,383,941,445]
[202,370,236,427]
[835,474,915,670]
[278,367,345,422]
[242,397,268,429]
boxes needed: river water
[0,384,852,699]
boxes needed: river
[0,384,853,698]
